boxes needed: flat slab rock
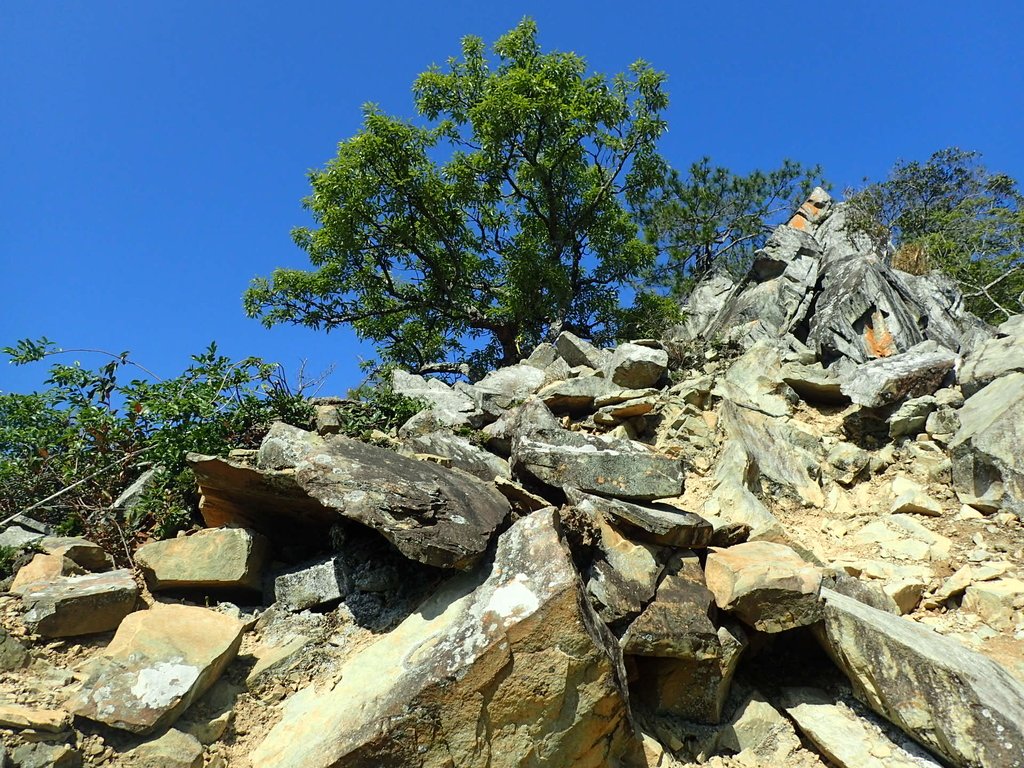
[840,343,956,408]
[68,603,244,734]
[567,488,711,548]
[513,426,683,502]
[250,508,634,768]
[818,588,1024,768]
[135,527,269,592]
[20,569,138,638]
[191,422,511,570]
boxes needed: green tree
[638,158,825,297]
[244,19,669,378]
[848,147,1024,323]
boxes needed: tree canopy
[848,147,1024,323]
[637,158,825,298]
[244,19,670,378]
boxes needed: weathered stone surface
[10,553,84,594]
[717,691,802,765]
[567,489,711,548]
[959,329,1024,396]
[840,343,956,408]
[890,476,943,517]
[250,508,634,768]
[781,687,944,768]
[780,361,849,405]
[721,400,823,507]
[705,542,822,632]
[949,371,1024,513]
[69,603,244,734]
[0,524,45,550]
[605,343,668,389]
[701,442,781,536]
[513,424,683,502]
[555,331,610,369]
[135,528,269,592]
[0,703,71,732]
[538,375,615,412]
[466,364,546,408]
[888,395,937,439]
[402,430,510,481]
[191,423,510,570]
[585,515,661,624]
[664,273,736,347]
[271,556,351,612]
[20,569,138,638]
[126,728,204,768]
[818,587,1024,768]
[523,342,559,369]
[826,442,870,485]
[11,743,80,768]
[36,536,113,572]
[391,369,479,429]
[0,627,29,671]
[962,578,1024,629]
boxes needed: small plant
[334,381,425,441]
[1,338,317,555]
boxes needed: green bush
[0,339,315,553]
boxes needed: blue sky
[2,1,1022,396]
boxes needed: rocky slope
[0,189,1022,767]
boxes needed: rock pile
[0,189,1022,767]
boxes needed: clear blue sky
[3,1,1022,396]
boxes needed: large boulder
[190,423,511,570]
[818,588,1024,768]
[959,320,1024,396]
[250,508,636,768]
[840,342,956,408]
[69,603,244,734]
[949,371,1024,513]
[513,425,684,502]
[605,343,668,389]
[566,488,711,548]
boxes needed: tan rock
[705,541,822,632]
[126,728,203,768]
[135,527,269,592]
[250,508,634,768]
[963,578,1024,629]
[37,536,114,571]
[0,703,71,732]
[10,553,84,594]
[68,603,244,734]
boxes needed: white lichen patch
[130,662,201,709]
[486,574,540,620]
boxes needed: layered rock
[250,508,635,768]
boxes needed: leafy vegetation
[848,147,1024,323]
[637,158,826,298]
[0,339,314,556]
[244,19,670,379]
[331,382,425,442]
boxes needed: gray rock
[20,569,138,638]
[888,395,937,439]
[701,442,782,536]
[585,514,662,624]
[780,361,849,405]
[665,273,736,346]
[840,343,956,408]
[826,442,870,485]
[605,343,668,389]
[949,371,1024,514]
[567,488,711,548]
[717,690,802,765]
[523,342,559,369]
[0,627,28,671]
[460,364,546,416]
[391,369,479,430]
[555,331,610,369]
[818,587,1024,768]
[11,743,80,768]
[191,423,511,570]
[111,466,160,512]
[250,508,635,768]
[401,430,510,481]
[780,687,944,768]
[538,375,615,413]
[959,331,1024,396]
[272,556,351,612]
[721,400,823,507]
[513,427,684,502]
[0,525,45,550]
